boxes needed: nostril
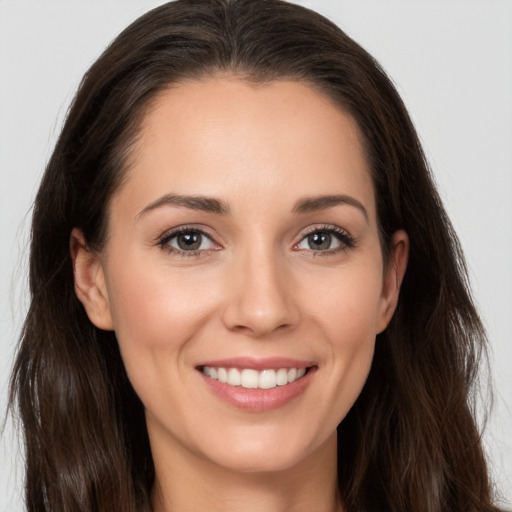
[230,320,294,337]
[220,276,300,336]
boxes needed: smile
[202,366,307,389]
[197,358,316,411]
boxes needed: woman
[8,0,504,511]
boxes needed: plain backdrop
[1,1,511,510]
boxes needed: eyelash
[157,224,356,257]
[294,225,356,256]
[158,226,218,257]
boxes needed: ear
[376,230,409,333]
[70,228,114,330]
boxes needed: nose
[221,248,300,338]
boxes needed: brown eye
[163,229,216,253]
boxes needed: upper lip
[196,357,316,371]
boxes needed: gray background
[1,1,511,510]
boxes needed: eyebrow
[137,192,368,221]
[137,193,230,218]
[292,194,369,221]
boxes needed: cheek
[305,264,383,416]
[310,260,384,343]
[104,256,220,379]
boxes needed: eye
[295,226,355,253]
[160,228,217,254]
[298,231,339,251]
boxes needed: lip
[195,356,316,371]
[196,357,317,412]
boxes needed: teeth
[218,367,228,383]
[258,369,276,389]
[227,368,241,386]
[241,369,259,388]
[276,368,288,385]
[202,366,308,389]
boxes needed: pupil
[178,232,201,250]
[308,232,331,250]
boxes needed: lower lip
[199,368,316,412]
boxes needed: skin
[72,78,408,512]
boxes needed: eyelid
[157,225,221,256]
[293,224,356,253]
[155,223,355,257]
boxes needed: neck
[150,431,342,512]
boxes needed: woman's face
[74,78,407,475]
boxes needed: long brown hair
[9,0,502,510]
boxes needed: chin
[196,425,336,475]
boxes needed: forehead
[115,77,376,219]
